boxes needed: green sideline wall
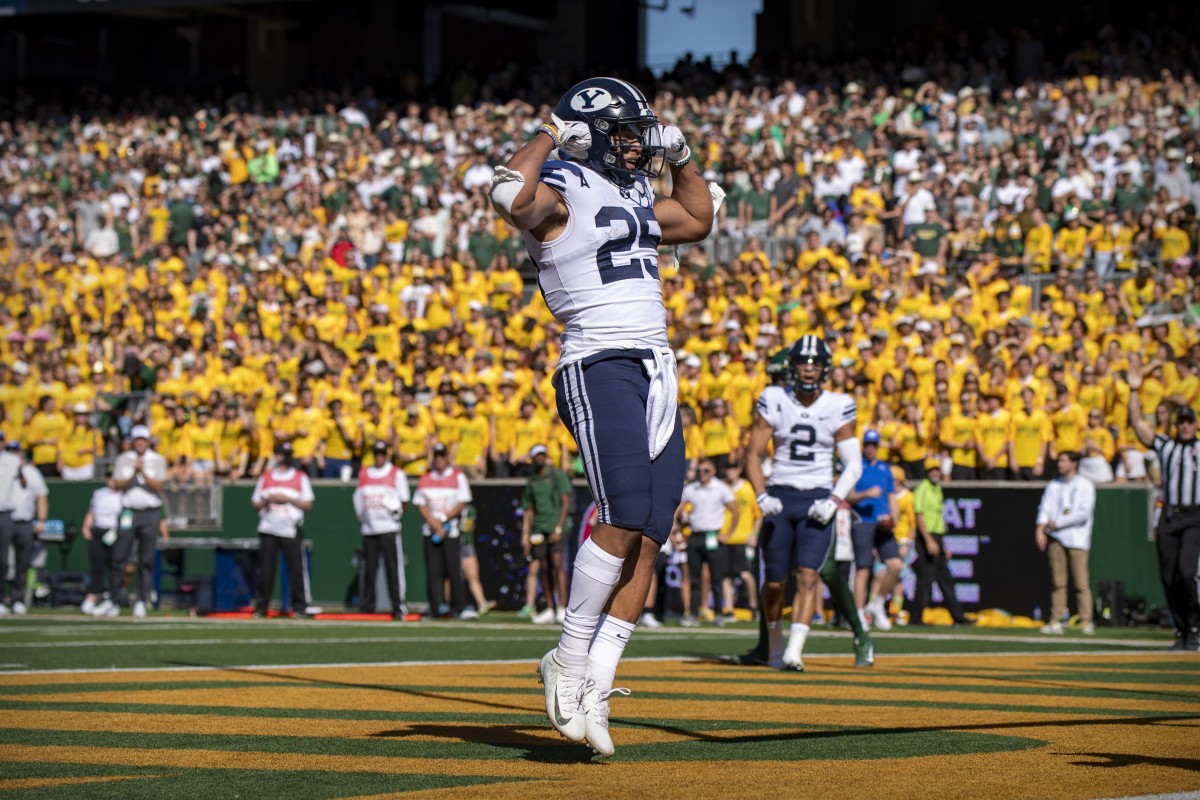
[37,481,1161,611]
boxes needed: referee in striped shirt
[1128,364,1200,651]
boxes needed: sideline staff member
[1035,451,1096,635]
[352,441,410,619]
[0,441,48,615]
[251,442,315,618]
[1128,366,1200,651]
[111,425,167,618]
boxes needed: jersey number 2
[594,206,661,284]
[789,424,816,463]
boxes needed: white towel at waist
[643,348,679,460]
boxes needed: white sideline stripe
[0,650,1190,677]
[0,633,755,649]
[0,623,1176,649]
[1103,794,1200,800]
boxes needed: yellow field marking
[0,774,175,790]
[3,741,1199,800]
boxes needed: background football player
[745,336,871,671]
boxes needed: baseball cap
[274,441,293,456]
[1177,406,1197,422]
[72,403,90,414]
[130,425,151,441]
[863,429,882,445]
[924,457,943,473]
[373,440,389,453]
[529,444,549,458]
[432,443,449,457]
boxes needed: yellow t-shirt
[1010,409,1052,468]
[186,420,220,461]
[454,414,491,466]
[60,424,100,469]
[724,479,760,546]
[701,416,739,458]
[1050,404,1087,454]
[26,411,70,466]
[975,410,1012,467]
[939,413,977,469]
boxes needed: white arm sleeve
[832,438,863,503]
[488,166,526,227]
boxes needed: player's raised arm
[654,125,715,245]
[490,133,561,233]
[490,115,589,234]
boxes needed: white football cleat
[554,607,565,624]
[782,641,805,672]
[867,598,893,631]
[133,601,147,619]
[81,597,96,615]
[1041,621,1064,635]
[638,612,662,629]
[538,650,586,742]
[0,604,9,617]
[532,607,556,625]
[11,601,27,615]
[581,679,631,758]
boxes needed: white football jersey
[524,159,667,365]
[755,386,856,491]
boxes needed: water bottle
[1033,605,1042,622]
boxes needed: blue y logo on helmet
[571,88,611,111]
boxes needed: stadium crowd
[1,24,1198,492]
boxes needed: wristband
[756,492,769,503]
[668,146,692,167]
[536,123,561,147]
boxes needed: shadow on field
[1063,752,1200,772]
[163,660,535,715]
[161,659,1200,759]
[369,725,599,764]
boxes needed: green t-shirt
[910,222,946,258]
[913,479,946,535]
[468,233,501,271]
[167,202,195,247]
[522,467,572,534]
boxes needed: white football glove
[757,492,784,517]
[539,113,592,159]
[658,124,690,165]
[808,497,840,527]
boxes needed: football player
[491,77,718,757]
[744,336,872,671]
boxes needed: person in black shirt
[1128,366,1200,651]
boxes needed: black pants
[686,532,724,615]
[910,535,967,624]
[951,465,976,481]
[978,467,1008,481]
[0,516,35,603]
[361,532,406,614]
[902,460,926,480]
[1156,509,1200,637]
[1014,467,1038,481]
[256,532,307,614]
[111,509,160,607]
[87,529,117,595]
[423,536,464,616]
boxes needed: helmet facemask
[792,358,827,393]
[592,117,665,187]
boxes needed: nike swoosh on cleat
[553,693,572,727]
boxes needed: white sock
[767,620,784,663]
[784,622,810,660]
[588,614,636,695]
[555,538,624,674]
